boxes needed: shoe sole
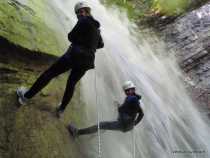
[67,125,78,138]
[16,89,26,105]
[16,89,21,97]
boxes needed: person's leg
[77,121,124,135]
[58,68,86,111]
[24,55,72,99]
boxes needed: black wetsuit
[77,94,144,135]
[24,16,104,111]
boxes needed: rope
[132,127,136,158]
[94,70,102,158]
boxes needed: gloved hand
[113,100,120,108]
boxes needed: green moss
[0,52,85,158]
[0,1,66,56]
[9,106,82,158]
[152,0,190,15]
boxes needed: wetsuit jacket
[68,16,104,70]
[118,94,144,127]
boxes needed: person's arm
[68,19,86,42]
[97,32,104,49]
[134,106,144,126]
[114,100,120,108]
[68,22,79,42]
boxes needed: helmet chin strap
[77,14,89,19]
[76,15,83,19]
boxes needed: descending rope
[132,127,136,158]
[94,69,102,158]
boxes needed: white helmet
[74,1,91,13]
[123,80,136,91]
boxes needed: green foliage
[103,0,208,22]
[103,0,154,21]
[152,0,190,15]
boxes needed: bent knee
[121,125,134,133]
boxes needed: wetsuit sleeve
[68,19,86,42]
[97,32,104,49]
[129,96,139,105]
[118,96,139,113]
[68,22,79,42]
[134,106,144,126]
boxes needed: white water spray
[39,0,210,157]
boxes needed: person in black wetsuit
[68,81,144,137]
[16,1,104,117]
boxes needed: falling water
[23,0,210,157]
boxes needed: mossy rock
[0,0,68,56]
[0,38,86,158]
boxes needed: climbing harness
[94,69,102,158]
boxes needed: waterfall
[40,0,210,157]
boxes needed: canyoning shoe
[67,124,78,138]
[55,107,64,118]
[16,87,29,105]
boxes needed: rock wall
[0,0,68,55]
[162,3,210,109]
[0,1,89,157]
[1,1,210,157]
[0,37,86,158]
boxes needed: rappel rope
[123,64,136,158]
[94,69,102,158]
[132,127,136,158]
[94,64,137,158]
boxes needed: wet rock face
[0,37,85,158]
[0,0,68,56]
[162,3,210,108]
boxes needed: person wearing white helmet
[74,1,91,15]
[16,1,104,117]
[67,80,144,137]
